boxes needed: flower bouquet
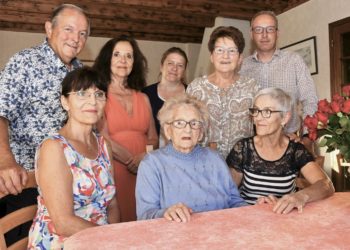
[304,84,350,162]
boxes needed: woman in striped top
[226,88,334,214]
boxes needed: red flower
[315,111,328,126]
[308,129,318,141]
[317,99,333,113]
[331,100,342,113]
[304,115,318,130]
[342,84,350,97]
[342,99,350,114]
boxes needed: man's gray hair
[250,10,278,29]
[50,4,90,36]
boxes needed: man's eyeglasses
[68,90,106,101]
[213,46,239,56]
[252,26,277,34]
[167,120,203,130]
[249,108,283,118]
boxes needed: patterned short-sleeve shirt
[0,40,82,171]
[187,75,260,159]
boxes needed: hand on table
[258,193,308,214]
[0,161,28,195]
[257,194,278,205]
[164,203,193,223]
[272,193,308,214]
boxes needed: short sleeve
[294,142,315,170]
[0,53,28,121]
[226,139,246,173]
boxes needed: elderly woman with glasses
[187,26,259,159]
[226,88,334,214]
[136,94,246,222]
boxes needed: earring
[281,123,285,128]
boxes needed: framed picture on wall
[281,36,318,75]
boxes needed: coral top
[105,91,150,221]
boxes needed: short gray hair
[253,88,292,115]
[50,4,90,36]
[251,10,278,29]
[158,94,209,132]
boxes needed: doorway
[329,16,350,191]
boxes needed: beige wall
[0,30,200,84]
[277,0,350,175]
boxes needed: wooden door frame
[329,16,350,96]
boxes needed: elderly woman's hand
[272,192,309,214]
[164,203,193,223]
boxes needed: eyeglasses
[213,46,239,56]
[167,119,203,130]
[252,26,277,34]
[68,90,106,101]
[249,108,283,118]
[113,51,134,62]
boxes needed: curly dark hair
[208,26,245,54]
[93,35,148,91]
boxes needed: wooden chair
[0,171,37,250]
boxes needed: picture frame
[280,36,318,75]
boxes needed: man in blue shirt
[0,4,89,244]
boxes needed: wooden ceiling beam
[0,21,201,43]
[0,9,204,36]
[0,0,215,28]
[0,0,310,43]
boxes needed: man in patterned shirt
[240,11,318,137]
[0,4,89,244]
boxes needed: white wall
[0,30,200,84]
[277,0,350,175]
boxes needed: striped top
[226,137,314,205]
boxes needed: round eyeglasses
[249,108,283,118]
[167,119,203,130]
[213,46,239,56]
[252,26,277,34]
[67,90,106,101]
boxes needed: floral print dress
[27,133,116,249]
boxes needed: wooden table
[65,192,350,249]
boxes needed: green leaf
[339,116,349,128]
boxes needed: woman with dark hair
[187,26,259,159]
[28,67,119,249]
[143,47,188,141]
[94,35,158,222]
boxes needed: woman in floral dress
[27,67,119,249]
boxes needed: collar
[42,39,81,70]
[252,48,281,62]
[165,142,201,160]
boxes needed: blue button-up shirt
[0,40,82,170]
